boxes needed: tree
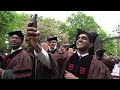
[1,11,115,55]
[0,11,15,52]
[37,17,69,46]
[116,47,120,56]
[6,12,69,48]
[59,11,116,55]
[7,12,31,34]
[0,11,32,53]
[59,12,102,43]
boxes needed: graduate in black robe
[65,29,98,79]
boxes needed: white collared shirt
[77,51,89,58]
[11,47,22,54]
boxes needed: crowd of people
[0,21,119,79]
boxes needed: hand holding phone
[26,14,39,40]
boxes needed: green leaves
[0,11,15,52]
[0,11,116,55]
[60,11,116,55]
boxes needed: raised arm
[25,22,51,69]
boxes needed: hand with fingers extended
[58,45,67,54]
[64,70,79,79]
[26,22,41,53]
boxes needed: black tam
[76,29,99,55]
[8,31,24,42]
[47,37,58,42]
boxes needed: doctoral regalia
[1,49,32,79]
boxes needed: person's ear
[89,43,93,48]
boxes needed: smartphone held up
[31,14,37,29]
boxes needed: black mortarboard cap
[64,43,76,51]
[96,49,106,56]
[87,31,99,55]
[76,29,99,55]
[69,43,75,48]
[76,29,99,43]
[8,31,24,42]
[47,37,58,42]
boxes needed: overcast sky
[16,11,120,35]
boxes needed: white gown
[111,63,120,79]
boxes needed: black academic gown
[65,53,93,79]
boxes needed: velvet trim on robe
[2,49,32,79]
